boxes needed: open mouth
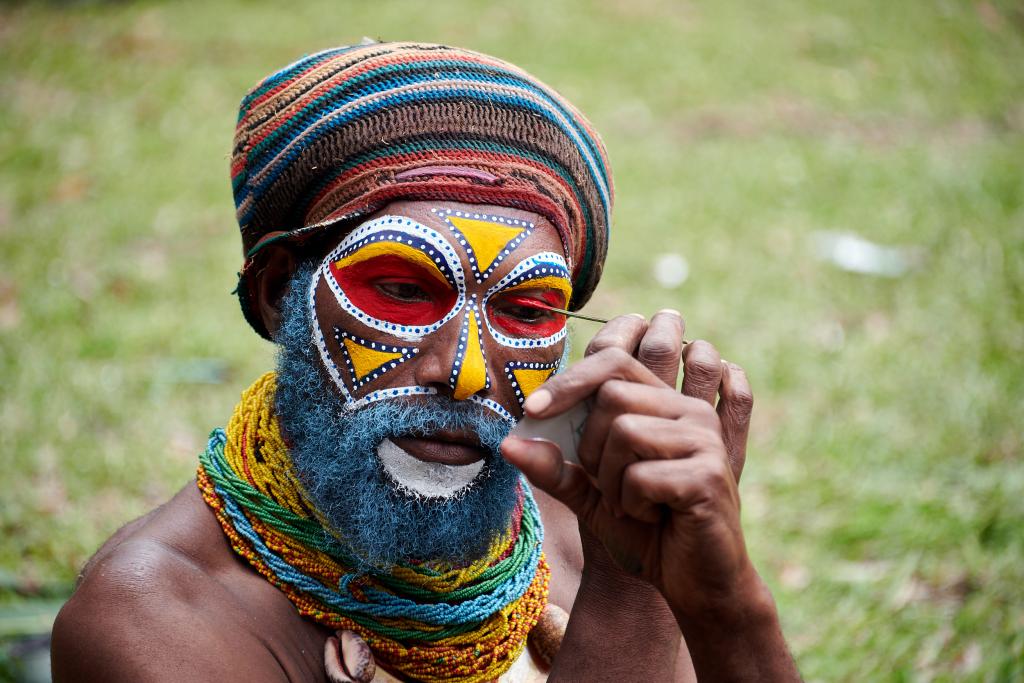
[377,437,486,499]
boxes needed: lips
[391,433,486,466]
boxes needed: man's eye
[376,281,431,302]
[495,303,552,323]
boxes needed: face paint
[490,291,567,338]
[331,253,457,326]
[482,253,573,349]
[332,330,419,391]
[505,360,561,409]
[310,206,572,424]
[434,207,534,283]
[317,216,466,342]
[377,438,484,499]
[310,216,465,411]
[449,297,490,400]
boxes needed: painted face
[309,201,572,427]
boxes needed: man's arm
[673,570,796,682]
[534,479,690,680]
[548,527,693,681]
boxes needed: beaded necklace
[196,373,549,682]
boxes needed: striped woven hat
[231,41,613,339]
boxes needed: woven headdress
[231,42,614,339]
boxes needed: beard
[273,264,520,570]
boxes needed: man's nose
[450,305,489,400]
[412,301,491,400]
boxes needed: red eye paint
[488,292,567,337]
[331,254,457,326]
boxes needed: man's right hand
[503,312,800,681]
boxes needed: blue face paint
[274,263,520,569]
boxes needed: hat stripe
[245,46,369,110]
[238,47,606,166]
[301,146,592,273]
[246,58,609,191]
[246,44,443,113]
[244,84,610,223]
[235,96,599,229]
[236,48,353,130]
[234,49,611,220]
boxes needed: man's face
[308,200,569,494]
[273,200,570,566]
[311,200,570,418]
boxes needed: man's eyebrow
[332,239,454,286]
[499,275,573,292]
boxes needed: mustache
[348,395,505,442]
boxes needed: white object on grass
[812,231,920,277]
[653,253,690,289]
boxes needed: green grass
[1,1,1022,680]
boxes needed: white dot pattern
[432,207,534,283]
[333,328,419,391]
[467,396,516,426]
[309,272,357,406]
[482,252,571,349]
[348,385,438,412]
[504,360,561,409]
[318,215,466,342]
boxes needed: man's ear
[253,244,299,340]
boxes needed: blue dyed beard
[273,264,520,570]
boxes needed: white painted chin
[377,438,485,499]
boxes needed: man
[51,42,799,681]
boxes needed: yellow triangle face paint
[505,361,560,408]
[343,337,405,380]
[439,210,533,281]
[451,306,489,400]
[336,331,418,390]
[511,367,555,397]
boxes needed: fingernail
[657,308,682,317]
[523,389,552,414]
[627,313,646,320]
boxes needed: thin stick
[531,302,692,344]
[530,303,609,324]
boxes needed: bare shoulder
[51,484,329,683]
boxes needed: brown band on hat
[393,166,502,185]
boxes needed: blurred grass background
[1,0,1021,680]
